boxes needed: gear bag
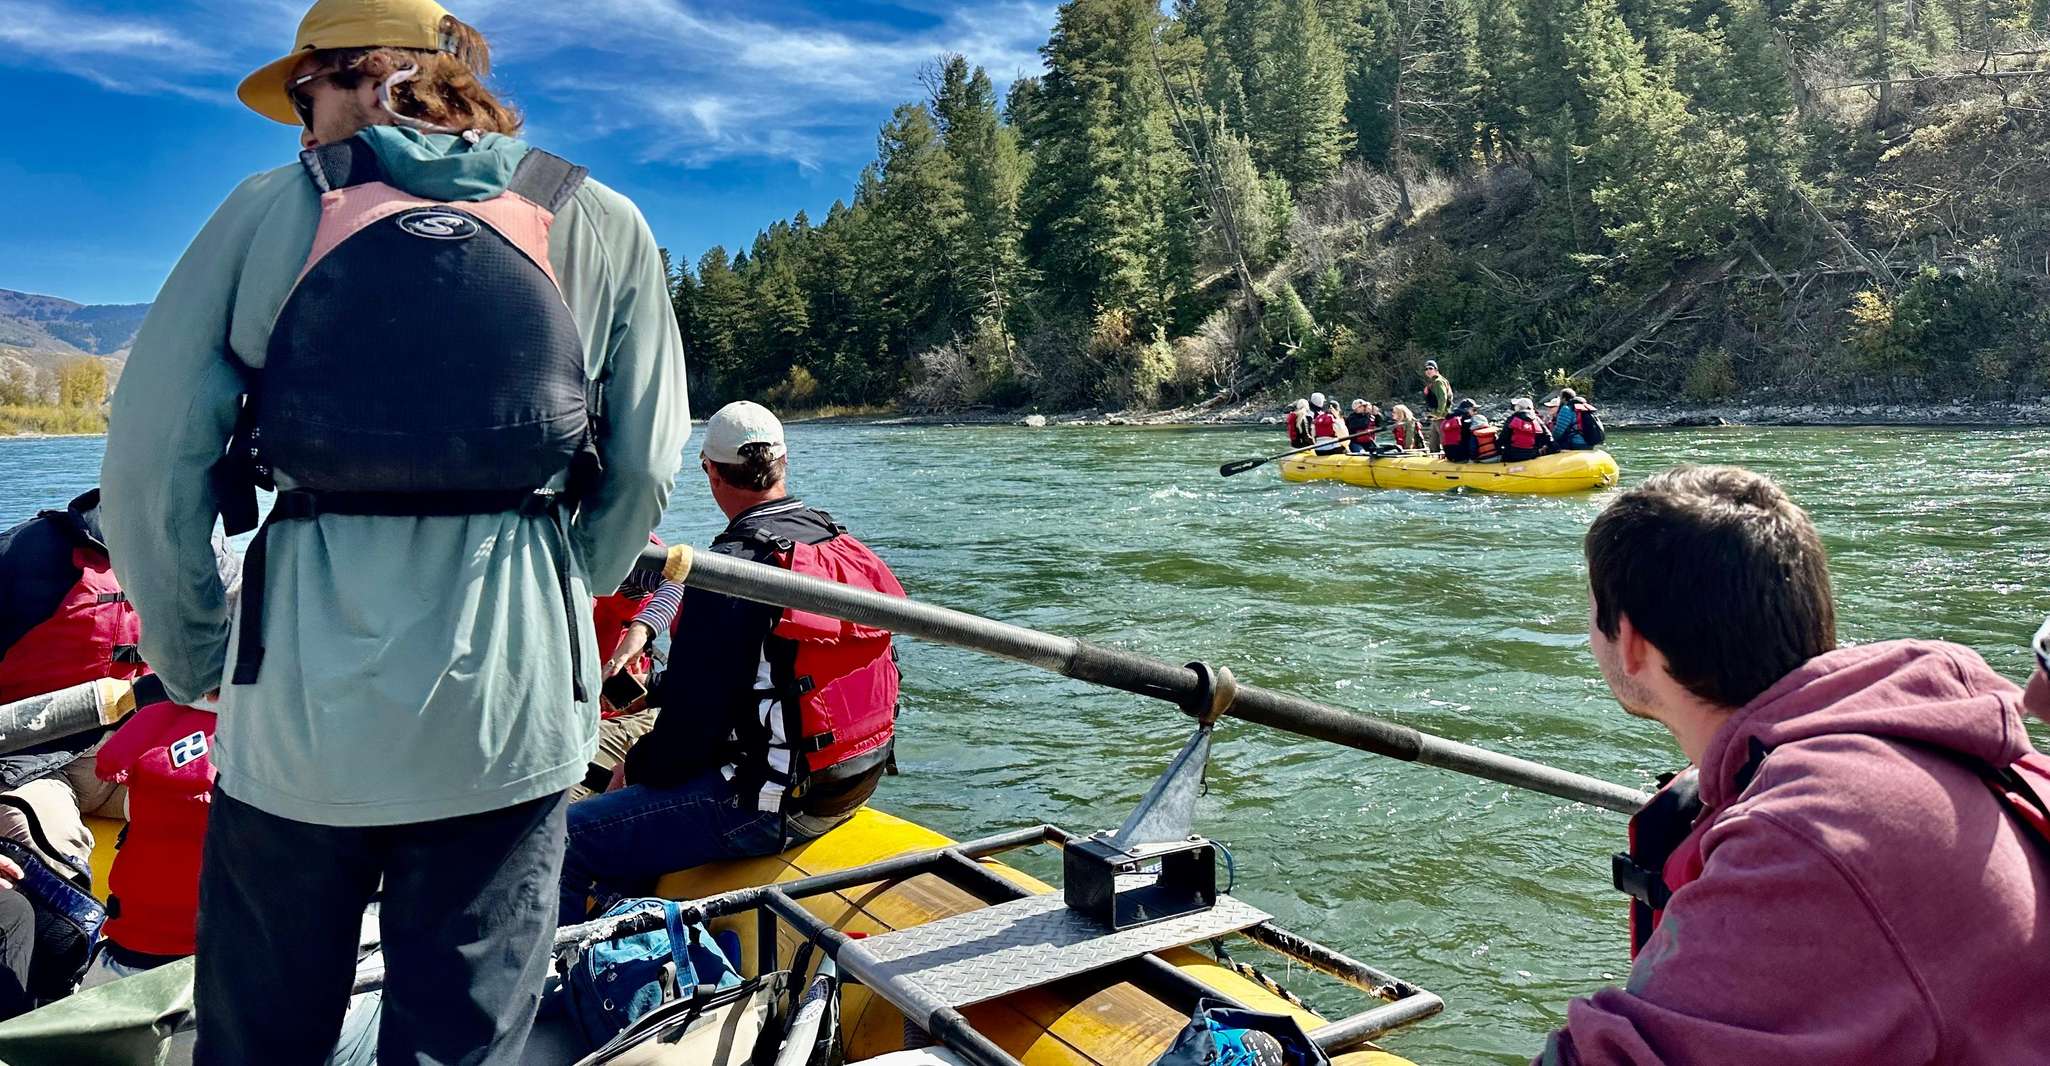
[1151,998,1332,1066]
[0,795,105,1003]
[222,136,598,695]
[560,897,743,1052]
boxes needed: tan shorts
[568,708,661,803]
[0,746,125,869]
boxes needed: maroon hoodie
[1540,640,2050,1064]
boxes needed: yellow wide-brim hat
[237,0,457,126]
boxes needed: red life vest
[1312,410,1339,439]
[0,546,143,704]
[1617,746,2050,958]
[1507,413,1544,451]
[1473,424,1499,461]
[1394,421,1419,450]
[1286,414,1312,448]
[1439,416,1466,449]
[94,700,216,957]
[768,532,905,794]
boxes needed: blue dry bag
[1151,998,1333,1066]
[564,897,742,1050]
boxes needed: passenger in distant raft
[1546,388,1602,451]
[1309,393,1346,455]
[1420,360,1454,448]
[560,402,906,925]
[1390,405,1425,452]
[1285,399,1314,448]
[1344,400,1382,455]
[1536,466,2050,1065]
[1439,399,1490,462]
[1500,398,1554,462]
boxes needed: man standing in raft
[563,402,904,923]
[100,0,687,1060]
[1539,467,2050,1063]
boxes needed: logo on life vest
[395,208,480,240]
[169,731,208,768]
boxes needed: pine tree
[692,247,750,404]
[1568,0,1760,269]
[931,56,1032,339]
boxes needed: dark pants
[559,768,842,925]
[195,788,568,1066]
[0,890,33,1021]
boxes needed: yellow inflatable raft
[80,809,1423,1066]
[1280,449,1618,494]
[656,809,1420,1066]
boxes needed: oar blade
[1218,457,1264,477]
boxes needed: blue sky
[0,0,1056,306]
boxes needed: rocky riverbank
[804,395,2050,429]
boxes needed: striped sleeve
[632,581,686,634]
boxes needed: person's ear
[1615,611,1653,678]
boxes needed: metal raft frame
[556,825,1443,1066]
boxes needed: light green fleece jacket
[100,128,689,826]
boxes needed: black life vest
[1616,742,2050,958]
[223,138,598,693]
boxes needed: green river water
[3,426,2047,1064]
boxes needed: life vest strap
[506,149,590,214]
[230,488,567,688]
[300,139,385,194]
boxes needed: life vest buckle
[1611,851,1672,909]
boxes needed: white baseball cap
[1310,392,1327,407]
[702,401,787,464]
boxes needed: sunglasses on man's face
[288,68,344,128]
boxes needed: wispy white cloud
[483,0,1056,170]
[0,0,1057,171]
[0,1,214,60]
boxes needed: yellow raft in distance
[1281,449,1619,494]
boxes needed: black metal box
[1063,835,1218,931]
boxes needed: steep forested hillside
[673,0,2050,413]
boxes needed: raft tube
[654,808,1418,1066]
[76,808,1419,1066]
[1280,449,1619,494]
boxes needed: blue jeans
[558,768,842,925]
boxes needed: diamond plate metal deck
[854,888,1271,1008]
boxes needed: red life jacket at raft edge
[1312,409,1340,439]
[0,506,144,704]
[1393,421,1419,450]
[1615,742,2050,958]
[729,525,906,806]
[1286,414,1313,448]
[1438,415,1466,450]
[94,699,217,958]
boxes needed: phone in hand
[601,670,649,715]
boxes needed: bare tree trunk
[1149,34,1260,312]
[1873,0,1900,127]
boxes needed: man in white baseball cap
[562,401,906,925]
[700,400,789,464]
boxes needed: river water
[4,426,2047,1063]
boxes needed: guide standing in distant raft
[99,0,688,1062]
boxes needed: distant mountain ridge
[0,288,150,359]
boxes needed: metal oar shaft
[638,545,1648,815]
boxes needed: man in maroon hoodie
[1539,466,2050,1065]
